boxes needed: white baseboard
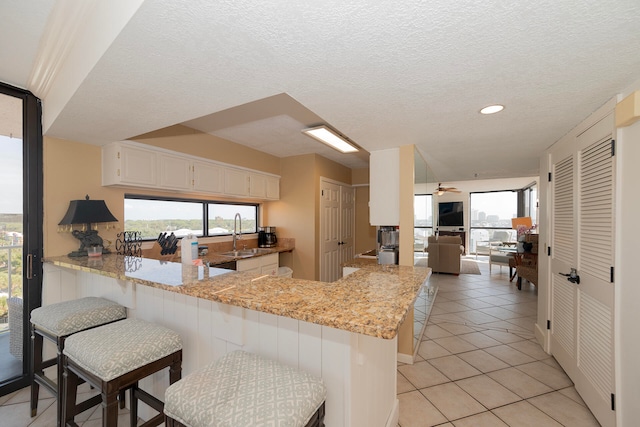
[397,352,414,364]
[534,322,550,353]
[385,398,399,427]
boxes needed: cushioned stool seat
[164,350,326,427]
[30,297,127,426]
[63,318,182,427]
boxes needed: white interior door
[320,179,355,282]
[320,180,340,282]
[549,112,616,427]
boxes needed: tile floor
[0,257,601,426]
[0,381,139,426]
[398,257,601,427]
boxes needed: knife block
[144,242,179,262]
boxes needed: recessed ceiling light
[480,104,505,115]
[301,125,359,153]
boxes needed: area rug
[460,259,481,275]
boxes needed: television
[438,201,464,227]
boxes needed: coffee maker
[377,226,399,265]
[258,226,278,248]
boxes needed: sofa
[426,235,464,274]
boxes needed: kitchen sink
[219,248,272,258]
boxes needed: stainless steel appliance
[377,226,399,265]
[258,226,278,248]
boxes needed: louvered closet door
[549,112,616,427]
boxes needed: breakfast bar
[42,254,430,427]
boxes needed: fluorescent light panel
[302,126,359,153]
[480,104,504,115]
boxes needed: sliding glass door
[0,82,43,396]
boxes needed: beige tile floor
[0,381,141,426]
[0,257,600,426]
[398,257,601,427]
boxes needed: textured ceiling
[2,0,640,181]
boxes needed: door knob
[560,268,580,284]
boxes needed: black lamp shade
[59,197,118,225]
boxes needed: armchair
[426,235,464,274]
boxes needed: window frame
[124,194,259,241]
[414,193,434,252]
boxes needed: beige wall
[354,185,376,254]
[44,137,123,256]
[269,154,357,280]
[351,167,377,254]
[268,155,316,280]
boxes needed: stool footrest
[75,395,102,415]
[33,373,57,396]
[133,388,164,413]
[41,357,57,370]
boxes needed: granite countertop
[44,253,430,340]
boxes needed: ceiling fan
[435,183,461,196]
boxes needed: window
[124,195,258,240]
[414,194,434,252]
[469,191,517,254]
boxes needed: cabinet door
[158,153,192,190]
[261,262,278,276]
[266,176,280,200]
[119,144,157,186]
[236,257,261,273]
[193,161,224,194]
[224,168,250,197]
[249,173,267,198]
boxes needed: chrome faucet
[233,213,242,250]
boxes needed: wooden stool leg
[118,390,126,410]
[169,357,182,385]
[103,389,119,427]
[129,382,138,427]
[56,337,65,427]
[62,359,78,427]
[30,326,42,417]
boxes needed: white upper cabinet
[103,141,280,200]
[158,152,192,191]
[266,176,280,200]
[102,142,157,187]
[224,168,250,197]
[249,173,266,198]
[369,148,400,225]
[192,160,224,193]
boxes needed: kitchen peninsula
[43,253,429,426]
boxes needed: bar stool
[30,297,127,426]
[62,318,183,426]
[164,350,326,427]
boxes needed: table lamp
[58,195,118,257]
